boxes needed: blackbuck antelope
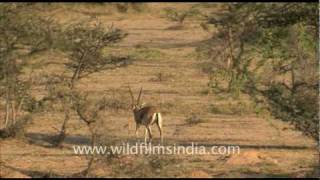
[128,86,163,144]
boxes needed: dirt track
[0,4,318,178]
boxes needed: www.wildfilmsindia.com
[73,143,240,155]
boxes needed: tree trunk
[52,102,70,147]
[4,66,11,128]
[5,89,10,128]
[291,27,303,96]
[70,51,86,88]
[11,100,16,125]
[17,96,25,117]
[226,25,234,69]
[226,25,238,95]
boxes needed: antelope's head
[128,86,143,114]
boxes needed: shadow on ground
[25,132,315,151]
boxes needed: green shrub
[0,114,31,139]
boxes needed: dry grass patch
[185,113,207,125]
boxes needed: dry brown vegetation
[0,3,319,178]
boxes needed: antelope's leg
[144,127,148,144]
[147,126,152,143]
[156,123,163,144]
[156,113,163,144]
[135,123,140,139]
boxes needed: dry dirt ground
[0,3,319,178]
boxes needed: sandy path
[1,6,318,178]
